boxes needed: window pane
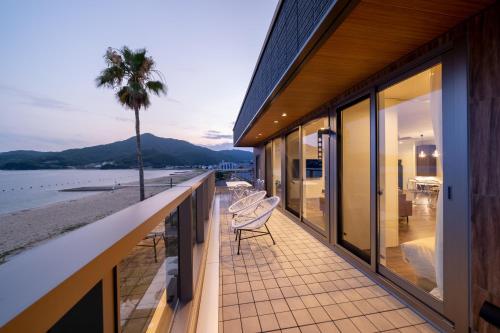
[340,99,371,262]
[302,117,328,232]
[286,130,301,216]
[378,64,443,301]
[272,138,282,202]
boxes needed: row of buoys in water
[1,179,125,192]
[0,175,163,192]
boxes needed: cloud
[202,130,233,140]
[0,132,90,152]
[0,84,82,112]
[202,141,252,152]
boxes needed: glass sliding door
[302,117,328,233]
[338,99,371,263]
[272,138,282,204]
[265,142,273,195]
[378,64,444,301]
[286,130,301,217]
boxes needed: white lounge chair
[232,196,280,254]
[228,190,267,216]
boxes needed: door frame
[329,38,469,332]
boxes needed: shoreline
[0,170,202,264]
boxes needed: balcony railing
[0,171,215,333]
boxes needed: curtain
[429,65,443,300]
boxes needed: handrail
[0,170,215,333]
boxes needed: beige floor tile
[223,293,239,306]
[323,304,347,321]
[263,278,279,289]
[281,286,299,297]
[350,316,378,333]
[271,299,290,313]
[222,305,240,320]
[352,300,378,315]
[382,310,412,328]
[365,313,395,331]
[223,318,242,333]
[317,321,340,333]
[292,308,314,326]
[338,301,363,317]
[241,316,261,333]
[308,307,330,323]
[300,295,321,308]
[252,289,269,302]
[400,326,421,333]
[238,291,254,304]
[267,287,284,300]
[259,313,280,331]
[295,284,313,296]
[299,324,321,333]
[334,318,361,332]
[255,300,274,316]
[315,293,335,306]
[282,327,301,333]
[286,296,306,310]
[239,302,257,318]
[276,311,297,329]
[237,281,251,292]
[250,280,265,291]
[415,323,440,332]
[396,308,426,325]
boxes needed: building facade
[233,1,500,332]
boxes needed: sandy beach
[0,170,202,263]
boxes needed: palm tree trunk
[134,108,145,201]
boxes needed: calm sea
[0,169,180,215]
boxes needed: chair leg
[153,237,158,263]
[265,224,276,245]
[237,230,242,255]
[235,228,239,241]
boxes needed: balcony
[0,172,439,332]
[216,193,438,333]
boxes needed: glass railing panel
[119,210,179,333]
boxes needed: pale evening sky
[0,0,278,152]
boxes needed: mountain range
[0,133,252,170]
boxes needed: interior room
[378,64,443,300]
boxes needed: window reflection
[272,138,282,203]
[302,117,328,232]
[339,99,371,262]
[286,130,301,216]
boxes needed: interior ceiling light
[281,113,287,117]
[258,133,262,136]
[418,134,427,158]
[432,149,439,158]
[274,120,279,124]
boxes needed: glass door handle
[377,189,384,195]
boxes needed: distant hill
[0,133,252,170]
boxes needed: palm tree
[96,46,166,201]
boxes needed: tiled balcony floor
[217,194,438,333]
